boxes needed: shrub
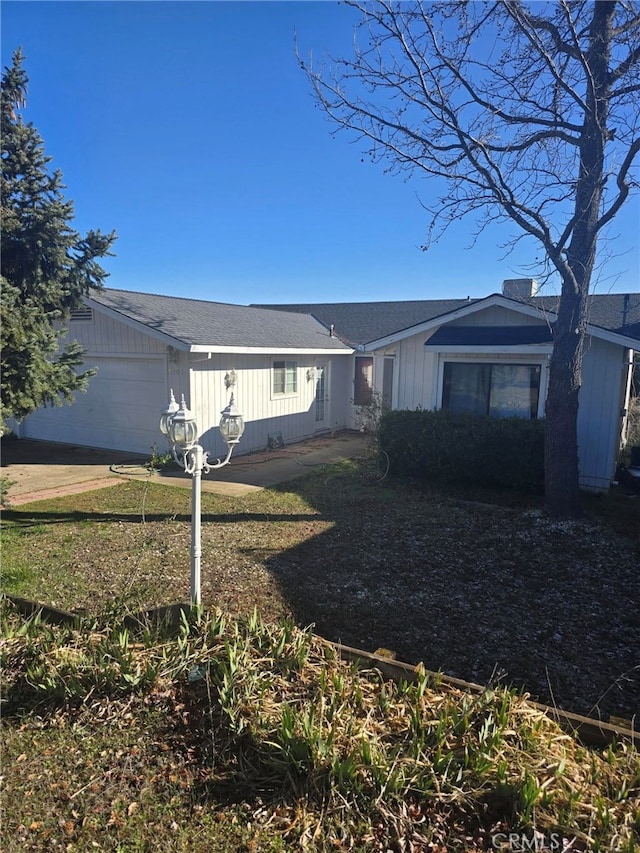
[0,475,14,506]
[377,409,545,493]
[620,394,640,466]
[146,443,174,472]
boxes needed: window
[442,362,541,419]
[354,356,373,406]
[273,360,297,395]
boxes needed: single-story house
[12,279,639,491]
[10,289,354,461]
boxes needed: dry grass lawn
[2,456,639,723]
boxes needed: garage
[20,355,167,456]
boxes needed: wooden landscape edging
[4,594,637,749]
[5,594,79,625]
[331,641,638,750]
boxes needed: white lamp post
[160,389,245,607]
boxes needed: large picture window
[442,362,541,419]
[273,360,297,395]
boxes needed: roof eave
[424,344,554,355]
[589,328,639,348]
[86,297,353,354]
[188,345,354,355]
[364,294,639,351]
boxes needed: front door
[382,356,394,408]
[314,362,329,430]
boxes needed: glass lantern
[168,396,199,450]
[219,394,245,446]
[160,390,179,436]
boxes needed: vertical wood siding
[67,311,167,354]
[187,353,352,458]
[364,308,625,490]
[577,337,628,489]
[367,307,552,412]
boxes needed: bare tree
[300,1,640,517]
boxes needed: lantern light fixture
[167,395,199,451]
[219,393,244,445]
[160,388,245,606]
[159,389,179,437]
[224,368,237,390]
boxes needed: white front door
[314,362,329,430]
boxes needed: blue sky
[2,1,638,305]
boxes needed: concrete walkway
[1,432,369,505]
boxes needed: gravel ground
[258,491,640,724]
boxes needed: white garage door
[21,356,167,456]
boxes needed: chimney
[502,278,538,299]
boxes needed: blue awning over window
[425,325,553,347]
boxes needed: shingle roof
[258,292,640,346]
[256,299,478,346]
[89,287,639,352]
[88,288,351,351]
[527,292,640,341]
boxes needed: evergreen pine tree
[1,49,116,426]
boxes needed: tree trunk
[543,2,614,518]
[544,291,586,518]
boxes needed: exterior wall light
[160,389,245,607]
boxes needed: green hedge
[377,409,545,493]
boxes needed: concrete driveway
[1,432,369,505]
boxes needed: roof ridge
[255,297,478,309]
[91,287,318,316]
[90,286,235,308]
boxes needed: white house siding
[363,306,552,413]
[432,309,625,489]
[577,337,628,490]
[15,309,169,454]
[185,353,352,459]
[367,334,438,412]
[363,306,628,490]
[68,309,168,356]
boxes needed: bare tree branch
[597,135,640,229]
[300,0,640,518]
